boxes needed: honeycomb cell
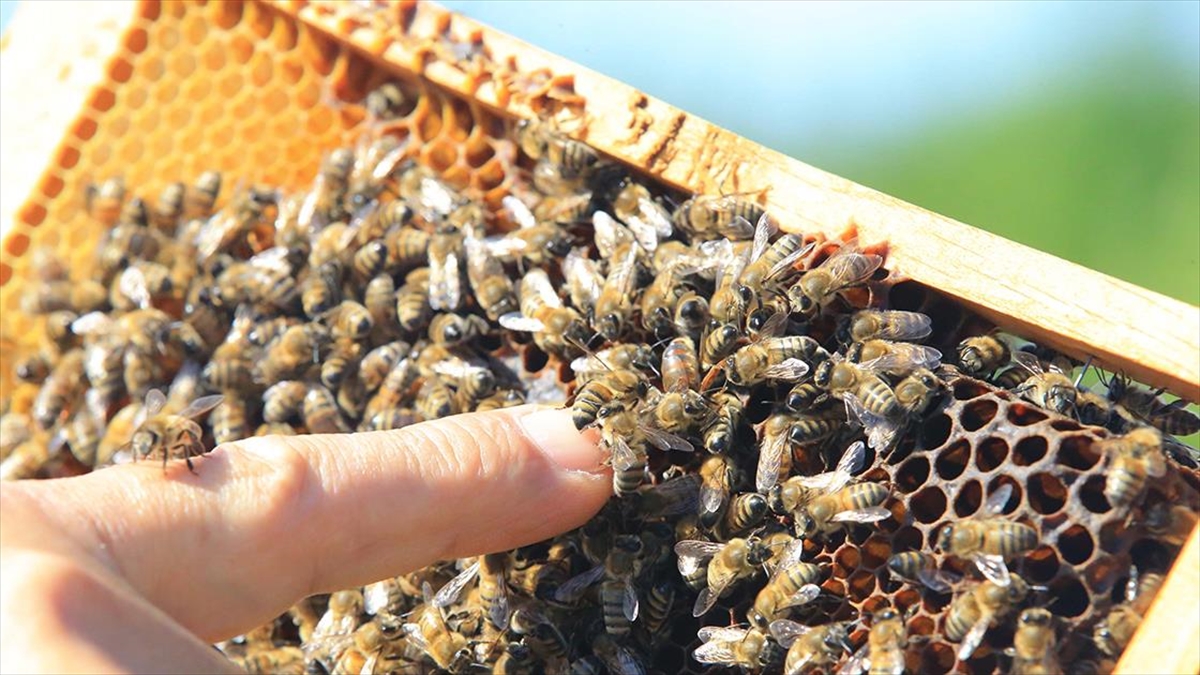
[1027,472,1068,514]
[934,439,970,480]
[895,456,930,493]
[1129,539,1172,575]
[202,40,226,71]
[250,53,274,87]
[211,0,245,30]
[952,480,982,517]
[422,139,459,172]
[952,379,990,401]
[1051,419,1083,433]
[73,117,99,143]
[153,79,181,105]
[910,486,947,524]
[835,546,861,573]
[1059,525,1096,565]
[5,232,30,257]
[847,570,877,601]
[1007,401,1049,426]
[960,398,998,431]
[230,33,255,66]
[1014,435,1049,465]
[168,51,197,78]
[975,436,1008,472]
[919,641,956,675]
[860,535,891,570]
[218,70,245,99]
[118,138,145,165]
[1047,576,1090,617]
[1079,474,1111,514]
[1058,434,1100,470]
[40,175,65,201]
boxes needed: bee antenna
[1074,355,1094,388]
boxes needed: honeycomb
[1,2,1197,674]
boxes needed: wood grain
[274,0,1199,402]
[1116,523,1200,675]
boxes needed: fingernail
[518,407,606,474]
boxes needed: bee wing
[641,426,695,453]
[831,506,892,524]
[639,196,674,237]
[750,212,777,263]
[489,577,510,630]
[143,389,168,416]
[553,564,604,604]
[623,583,640,622]
[370,143,408,182]
[647,474,701,516]
[71,311,115,336]
[117,267,152,309]
[521,269,562,308]
[608,644,646,675]
[859,345,943,374]
[878,311,934,341]
[985,483,1014,516]
[972,554,1012,588]
[773,538,807,574]
[498,312,546,334]
[609,436,642,470]
[782,583,822,609]
[766,241,817,282]
[464,235,504,284]
[756,310,792,340]
[563,248,602,299]
[916,568,957,594]
[432,560,480,609]
[699,483,727,519]
[593,211,633,259]
[675,540,723,574]
[625,215,660,253]
[605,243,641,298]
[761,357,810,382]
[723,213,756,240]
[418,176,457,217]
[484,233,530,258]
[400,622,428,652]
[692,586,722,617]
[838,440,868,477]
[428,251,461,311]
[755,431,789,493]
[957,615,990,662]
[769,619,811,648]
[502,195,537,230]
[697,626,749,643]
[362,579,396,616]
[177,394,225,419]
[1125,567,1140,602]
[1012,350,1045,376]
[822,250,884,290]
[692,638,739,665]
[844,393,900,452]
[838,643,871,675]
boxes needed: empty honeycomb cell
[230,33,256,66]
[0,265,11,288]
[464,137,495,168]
[164,105,192,130]
[1024,545,1062,583]
[201,40,226,71]
[272,13,299,51]
[168,51,198,78]
[1129,539,1173,574]
[888,280,925,311]
[892,525,924,553]
[847,570,877,601]
[89,143,114,168]
[305,107,334,135]
[1014,434,1049,465]
[108,55,135,84]
[921,412,952,448]
[934,438,970,480]
[960,398,998,431]
[72,116,100,143]
[56,145,82,171]
[909,614,936,638]
[920,641,956,675]
[211,0,245,30]
[1051,419,1083,432]
[1007,401,1048,426]
[859,535,891,570]
[1027,472,1068,514]
[895,456,930,493]
[40,175,65,201]
[5,232,30,257]
[295,79,322,109]
[90,86,119,114]
[298,25,338,76]
[414,98,443,140]
[218,70,245,99]
[1078,474,1112,515]
[245,1,275,39]
[182,13,207,46]
[1058,434,1101,470]
[441,165,472,190]
[250,54,274,87]
[152,22,180,50]
[835,546,861,573]
[952,479,983,517]
[183,74,214,101]
[1058,525,1096,565]
[974,436,1008,472]
[422,139,459,172]
[474,156,509,192]
[125,25,150,55]
[952,379,990,401]
[964,653,998,674]
[1047,577,1090,617]
[137,52,165,82]
[910,486,948,524]
[117,138,145,165]
[154,79,181,105]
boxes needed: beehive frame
[0,1,1196,672]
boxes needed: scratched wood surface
[270,0,1200,403]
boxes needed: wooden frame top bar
[274,0,1199,401]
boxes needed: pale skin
[0,405,611,674]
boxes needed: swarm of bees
[2,78,1198,675]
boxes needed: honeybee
[591,632,647,675]
[304,385,351,433]
[715,336,825,389]
[675,537,770,616]
[416,377,459,420]
[491,198,574,267]
[750,538,822,628]
[184,170,222,220]
[597,535,643,637]
[630,473,702,519]
[0,413,33,461]
[756,411,799,493]
[570,343,656,387]
[736,220,814,325]
[54,389,107,467]
[1005,608,1059,675]
[1093,567,1163,657]
[840,607,914,675]
[151,181,185,233]
[936,483,1036,587]
[598,402,692,496]
[1142,502,1198,547]
[563,247,605,319]
[647,337,709,436]
[1012,351,1077,416]
[698,454,736,528]
[305,589,364,669]
[674,291,711,342]
[768,440,868,516]
[787,243,883,316]
[110,262,176,312]
[464,235,518,322]
[703,390,744,455]
[129,389,223,473]
[365,82,407,120]
[21,279,108,315]
[708,239,753,326]
[717,492,771,539]
[1097,427,1166,513]
[812,356,901,450]
[395,273,435,335]
[257,324,328,384]
[31,349,86,429]
[302,261,344,318]
[841,310,933,344]
[429,313,490,347]
[957,334,1012,378]
[673,194,762,240]
[700,322,742,371]
[795,482,891,538]
[358,341,409,393]
[593,244,642,341]
[434,553,510,631]
[403,584,473,673]
[1103,372,1200,437]
[846,367,944,451]
[348,135,408,208]
[515,119,598,177]
[945,575,1031,660]
[613,180,673,252]
[847,340,942,377]
[572,368,648,429]
[769,620,851,675]
[692,625,779,671]
[432,356,497,405]
[499,269,590,359]
[231,646,305,674]
[210,394,251,445]
[885,551,955,594]
[85,176,126,226]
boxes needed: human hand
[0,405,609,674]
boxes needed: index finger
[9,405,610,641]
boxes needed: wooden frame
[1,2,1197,672]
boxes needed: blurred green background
[437,0,1199,306]
[1,1,1196,304]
